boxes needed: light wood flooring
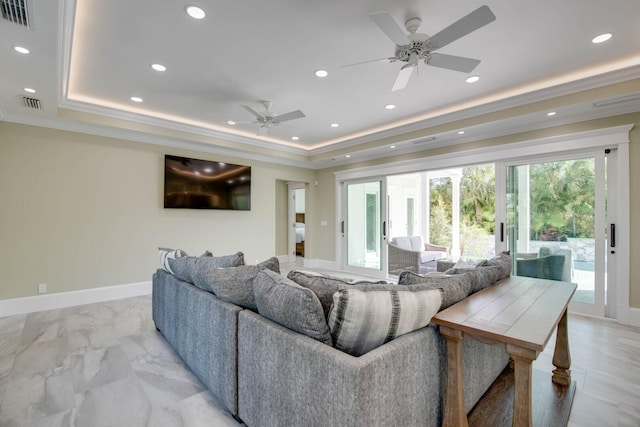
[1,264,639,426]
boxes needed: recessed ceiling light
[226,120,236,125]
[24,87,36,93]
[315,69,328,78]
[185,5,206,19]
[345,154,351,158]
[130,96,143,103]
[466,76,479,83]
[592,33,612,44]
[14,46,29,54]
[389,145,396,149]
[291,136,300,140]
[151,63,166,72]
[547,111,557,116]
[330,123,339,128]
[458,130,465,135]
[385,104,396,110]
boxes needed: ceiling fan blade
[427,53,480,73]
[391,64,415,92]
[340,57,394,68]
[241,104,265,120]
[370,12,410,46]
[273,110,306,122]
[427,5,496,50]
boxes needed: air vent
[1,0,29,27]
[21,96,42,110]
[412,136,436,145]
[593,93,640,108]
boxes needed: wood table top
[433,276,577,352]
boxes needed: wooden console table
[432,275,577,427]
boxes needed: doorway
[288,183,306,264]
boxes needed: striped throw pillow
[328,288,442,356]
[158,247,188,274]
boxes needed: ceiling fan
[239,101,305,135]
[363,5,496,91]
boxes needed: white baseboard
[0,281,152,317]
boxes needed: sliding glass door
[504,151,609,316]
[342,179,387,277]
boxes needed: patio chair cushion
[393,236,412,250]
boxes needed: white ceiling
[1,0,640,168]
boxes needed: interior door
[342,179,387,277]
[504,151,607,317]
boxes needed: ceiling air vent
[1,0,30,27]
[21,96,42,110]
[412,136,437,145]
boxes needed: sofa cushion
[444,265,503,294]
[328,288,442,356]
[159,247,188,274]
[409,235,424,251]
[393,236,412,250]
[397,271,473,309]
[254,269,332,345]
[184,257,279,310]
[168,251,246,284]
[286,270,389,318]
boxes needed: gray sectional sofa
[152,253,513,427]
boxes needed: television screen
[164,155,251,210]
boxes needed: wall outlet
[38,283,47,294]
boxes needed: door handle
[341,221,344,234]
[500,223,504,242]
[382,221,387,237]
[610,223,616,248]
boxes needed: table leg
[439,326,468,427]
[507,345,538,427]
[552,308,572,385]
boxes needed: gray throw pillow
[444,264,503,294]
[397,271,473,309]
[484,251,512,279]
[287,270,389,318]
[190,257,280,310]
[254,270,332,345]
[169,251,245,284]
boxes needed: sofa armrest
[388,243,422,274]
[425,242,449,255]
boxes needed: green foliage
[528,159,595,239]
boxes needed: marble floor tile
[70,344,132,393]
[0,314,26,358]
[11,336,69,376]
[74,376,152,427]
[0,368,75,426]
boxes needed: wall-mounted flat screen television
[164,155,251,210]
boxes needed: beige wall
[312,112,640,308]
[0,122,314,299]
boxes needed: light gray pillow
[397,271,473,309]
[328,288,442,356]
[484,251,512,279]
[254,269,332,345]
[190,257,280,310]
[287,270,390,318]
[158,247,188,274]
[168,251,245,284]
[444,264,503,294]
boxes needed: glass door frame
[339,177,388,279]
[497,149,608,317]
